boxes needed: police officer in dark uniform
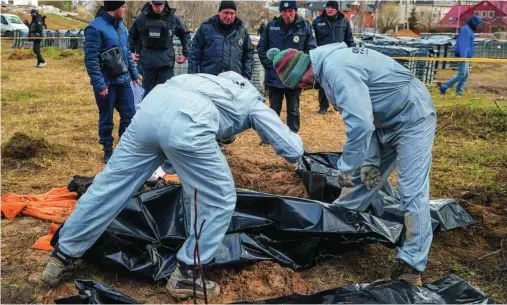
[188,1,254,79]
[257,0,316,133]
[312,0,355,114]
[129,0,191,95]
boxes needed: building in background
[438,1,507,33]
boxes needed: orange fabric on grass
[164,174,180,184]
[33,223,59,251]
[1,187,77,223]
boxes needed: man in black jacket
[29,8,46,68]
[129,1,191,95]
[188,1,254,79]
[312,1,355,114]
[257,0,316,133]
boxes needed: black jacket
[188,15,254,79]
[29,13,43,38]
[312,11,355,47]
[129,2,191,70]
[257,15,316,88]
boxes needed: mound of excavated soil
[2,133,50,160]
[1,132,66,171]
[8,49,36,60]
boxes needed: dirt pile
[1,132,66,171]
[8,49,36,60]
[223,144,307,198]
[392,29,420,38]
[2,133,51,160]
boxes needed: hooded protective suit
[310,43,436,272]
[56,72,303,266]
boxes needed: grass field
[1,46,507,303]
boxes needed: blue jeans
[441,61,470,95]
[94,82,135,149]
[142,67,174,97]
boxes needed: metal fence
[17,30,507,86]
[12,30,84,50]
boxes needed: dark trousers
[94,82,135,149]
[318,87,329,110]
[268,86,302,133]
[143,67,174,97]
[32,40,45,65]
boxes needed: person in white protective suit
[41,71,304,298]
[266,43,437,286]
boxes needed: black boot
[317,108,328,115]
[42,249,75,286]
[390,260,422,286]
[103,147,113,164]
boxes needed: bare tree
[350,1,367,33]
[124,1,146,28]
[169,0,268,33]
[418,9,438,32]
[166,1,219,31]
[236,1,269,33]
[377,2,398,33]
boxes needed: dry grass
[1,47,103,194]
[1,46,507,303]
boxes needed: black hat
[103,1,125,12]
[218,1,236,12]
[279,1,297,11]
[152,0,165,4]
[325,1,339,9]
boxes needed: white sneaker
[38,62,46,68]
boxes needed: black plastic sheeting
[54,280,139,304]
[246,274,493,304]
[296,152,475,232]
[52,182,403,282]
[55,275,493,304]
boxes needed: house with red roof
[438,1,507,33]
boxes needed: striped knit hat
[267,48,311,89]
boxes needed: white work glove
[360,165,381,190]
[337,171,355,188]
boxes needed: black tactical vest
[143,17,172,50]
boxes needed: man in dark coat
[129,1,191,95]
[188,1,254,80]
[257,0,316,133]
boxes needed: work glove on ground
[337,171,355,188]
[360,165,381,190]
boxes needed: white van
[1,14,29,37]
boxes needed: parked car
[1,14,28,37]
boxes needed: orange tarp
[1,187,77,223]
[33,223,59,252]
[164,174,180,184]
[2,175,180,252]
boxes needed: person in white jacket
[267,43,436,286]
[42,72,303,299]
